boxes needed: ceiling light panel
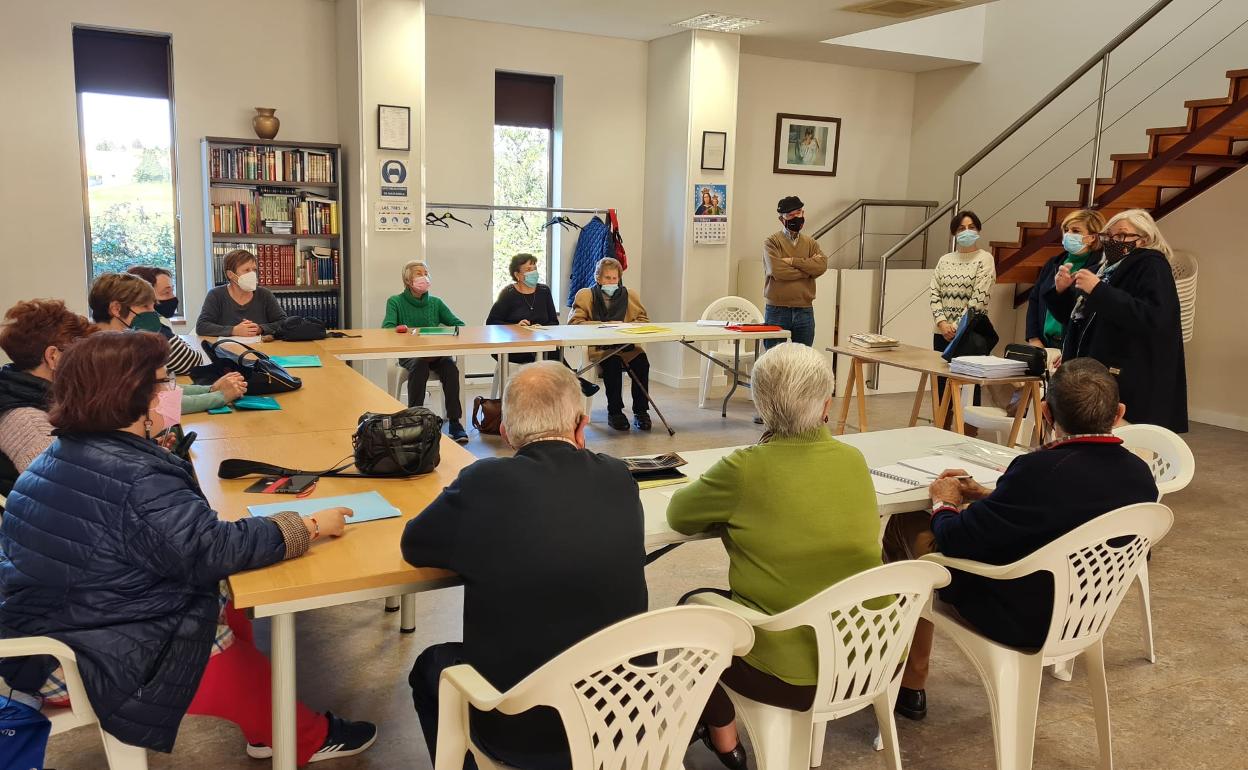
[672,13,765,32]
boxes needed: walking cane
[621,359,675,436]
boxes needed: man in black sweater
[402,361,648,770]
[886,358,1158,721]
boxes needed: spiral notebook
[868,465,930,495]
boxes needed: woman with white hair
[667,343,882,770]
[382,259,469,443]
[569,257,653,431]
[1045,208,1187,432]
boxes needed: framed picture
[701,131,727,170]
[378,104,410,151]
[773,113,841,176]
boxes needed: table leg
[721,340,741,418]
[457,355,468,422]
[949,381,966,434]
[835,358,857,435]
[384,596,399,612]
[1030,382,1045,446]
[1006,383,1032,448]
[271,613,297,770]
[930,374,944,428]
[909,372,929,427]
[855,359,869,433]
[400,594,417,633]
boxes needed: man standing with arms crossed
[763,196,827,349]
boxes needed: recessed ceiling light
[673,13,765,32]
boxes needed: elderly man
[884,357,1159,721]
[402,361,648,770]
[762,195,827,350]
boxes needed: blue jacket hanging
[566,216,611,307]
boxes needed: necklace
[516,284,536,312]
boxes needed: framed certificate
[701,131,727,171]
[378,104,410,151]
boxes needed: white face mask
[236,271,259,292]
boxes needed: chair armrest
[920,553,1017,580]
[440,664,506,711]
[686,592,772,626]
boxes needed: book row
[209,146,335,183]
[209,197,338,236]
[274,292,341,328]
[211,243,340,288]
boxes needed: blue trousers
[764,305,815,349]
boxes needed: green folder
[233,395,282,411]
[417,326,459,336]
[270,355,322,368]
[206,405,233,415]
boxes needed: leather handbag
[941,308,1000,361]
[190,339,302,394]
[218,406,443,480]
[607,208,628,270]
[472,396,502,435]
[1003,343,1048,377]
[274,316,328,341]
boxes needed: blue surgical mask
[601,284,619,296]
[522,271,541,288]
[955,230,980,248]
[1062,232,1088,255]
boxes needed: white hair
[401,259,429,284]
[501,361,584,447]
[594,257,624,282]
[1104,209,1173,260]
[752,343,834,436]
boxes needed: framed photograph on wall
[701,131,727,170]
[773,113,841,176]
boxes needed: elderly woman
[90,272,246,413]
[569,257,652,431]
[1026,209,1105,350]
[1045,208,1187,432]
[0,331,375,764]
[195,249,287,337]
[127,264,180,319]
[667,343,882,769]
[0,300,96,502]
[382,259,468,443]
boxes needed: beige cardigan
[569,287,650,363]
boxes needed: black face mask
[784,217,805,233]
[1101,240,1134,263]
[155,297,179,318]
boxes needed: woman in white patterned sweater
[929,210,996,351]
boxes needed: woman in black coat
[1045,209,1187,432]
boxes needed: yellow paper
[617,325,671,335]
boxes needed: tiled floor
[44,384,1248,769]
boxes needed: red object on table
[395,325,408,334]
[725,324,783,332]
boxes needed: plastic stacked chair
[689,562,952,770]
[698,296,764,409]
[0,636,148,768]
[922,502,1173,770]
[434,606,754,770]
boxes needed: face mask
[235,271,259,292]
[126,310,164,333]
[1062,232,1088,255]
[154,387,181,430]
[522,271,541,288]
[154,297,179,318]
[784,217,804,233]
[411,276,431,293]
[955,230,980,248]
[600,284,619,296]
[1102,239,1133,263]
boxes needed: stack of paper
[950,355,1029,378]
[849,333,899,350]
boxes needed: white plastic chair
[921,502,1174,770]
[434,606,755,770]
[689,561,952,770]
[388,362,450,418]
[0,636,148,768]
[698,297,763,409]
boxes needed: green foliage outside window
[492,125,550,296]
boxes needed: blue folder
[247,491,401,524]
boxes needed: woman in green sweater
[382,260,468,443]
[667,343,882,770]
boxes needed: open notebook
[869,455,1005,495]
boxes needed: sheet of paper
[247,491,401,524]
[217,335,262,346]
[897,455,1004,485]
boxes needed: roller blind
[495,72,555,130]
[73,27,171,99]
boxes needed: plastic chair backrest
[701,296,763,325]
[1113,424,1194,497]
[753,562,950,718]
[494,606,754,770]
[0,636,96,732]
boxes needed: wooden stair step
[988,240,1021,249]
[1190,105,1248,136]
[1226,68,1248,79]
[1185,96,1233,109]
[1099,163,1195,187]
[1082,182,1159,207]
[1111,151,1241,167]
[1015,221,1050,230]
[1154,134,1233,154]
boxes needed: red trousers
[187,602,328,765]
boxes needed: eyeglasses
[1098,232,1143,244]
[154,375,177,392]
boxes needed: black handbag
[274,316,328,341]
[189,339,302,394]
[1003,343,1048,376]
[941,308,1000,361]
[218,406,443,480]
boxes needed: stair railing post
[857,205,868,269]
[1087,52,1112,208]
[921,205,932,268]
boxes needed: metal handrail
[811,199,940,240]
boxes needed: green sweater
[667,428,883,685]
[180,384,225,414]
[382,291,464,329]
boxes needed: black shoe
[695,722,749,770]
[580,378,601,397]
[634,413,652,431]
[246,712,378,762]
[448,420,469,444]
[895,686,927,721]
[608,412,630,431]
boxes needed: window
[493,72,555,297]
[73,28,181,296]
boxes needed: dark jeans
[402,356,462,421]
[410,643,568,770]
[764,305,815,349]
[599,351,650,416]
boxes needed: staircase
[992,67,1248,285]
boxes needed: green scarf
[1042,251,1091,345]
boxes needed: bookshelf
[200,136,347,328]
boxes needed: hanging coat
[566,216,611,307]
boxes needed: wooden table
[828,343,1044,447]
[317,326,556,361]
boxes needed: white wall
[423,15,648,335]
[0,0,340,323]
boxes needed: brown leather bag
[472,396,502,435]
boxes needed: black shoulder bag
[274,316,328,341]
[189,340,303,394]
[941,308,1000,361]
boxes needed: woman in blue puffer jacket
[0,331,371,761]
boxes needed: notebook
[869,465,931,494]
[233,395,281,410]
[270,355,322,368]
[617,325,672,335]
[416,326,459,335]
[247,491,401,524]
[897,455,1004,485]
